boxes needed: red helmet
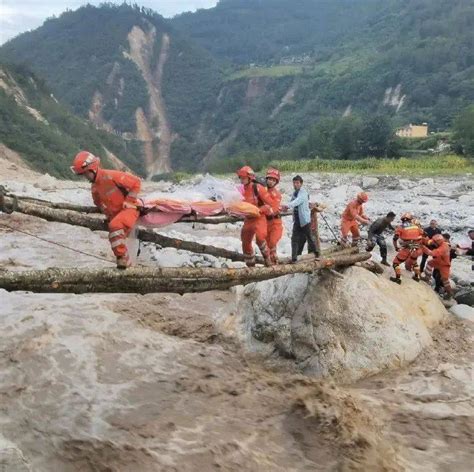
[401,212,413,221]
[432,234,444,245]
[237,166,255,179]
[266,168,280,183]
[357,192,369,203]
[71,151,100,175]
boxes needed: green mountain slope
[172,0,474,130]
[0,4,223,176]
[0,62,144,177]
[1,1,472,175]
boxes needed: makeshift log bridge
[0,251,370,294]
[1,196,329,264]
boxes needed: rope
[0,221,116,265]
[320,213,342,245]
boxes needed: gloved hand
[259,205,273,216]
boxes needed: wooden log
[7,194,99,213]
[356,260,385,275]
[310,208,321,254]
[0,252,370,294]
[3,196,352,265]
[1,196,259,263]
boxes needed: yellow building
[396,123,429,138]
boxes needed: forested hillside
[0,63,144,177]
[1,1,472,175]
[0,4,223,175]
[173,0,474,131]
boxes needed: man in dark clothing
[420,219,443,272]
[366,211,396,266]
[282,175,319,263]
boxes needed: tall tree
[454,105,474,156]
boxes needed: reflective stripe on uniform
[111,239,125,249]
[127,192,139,199]
[109,229,125,239]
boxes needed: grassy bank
[269,155,474,175]
[227,65,304,80]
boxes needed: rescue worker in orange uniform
[265,168,283,264]
[341,192,370,246]
[71,151,141,269]
[237,166,273,267]
[390,212,424,284]
[422,233,453,299]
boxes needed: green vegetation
[270,155,474,175]
[228,65,305,80]
[0,4,223,171]
[174,0,383,65]
[0,63,145,177]
[453,105,474,157]
[174,0,474,131]
[1,1,473,175]
[0,4,152,133]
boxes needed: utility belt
[266,214,281,221]
[401,240,421,250]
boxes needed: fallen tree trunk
[0,252,370,294]
[2,196,252,261]
[6,194,99,213]
[3,196,352,264]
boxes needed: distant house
[396,123,428,138]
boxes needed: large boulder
[238,267,447,381]
[362,176,379,189]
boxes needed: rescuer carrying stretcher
[264,168,283,265]
[71,151,141,269]
[237,166,274,267]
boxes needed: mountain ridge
[0,1,472,175]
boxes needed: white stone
[362,177,379,189]
[450,304,474,321]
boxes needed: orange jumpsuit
[265,186,283,264]
[91,168,141,260]
[341,200,367,244]
[392,223,424,278]
[423,241,452,294]
[241,181,273,266]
